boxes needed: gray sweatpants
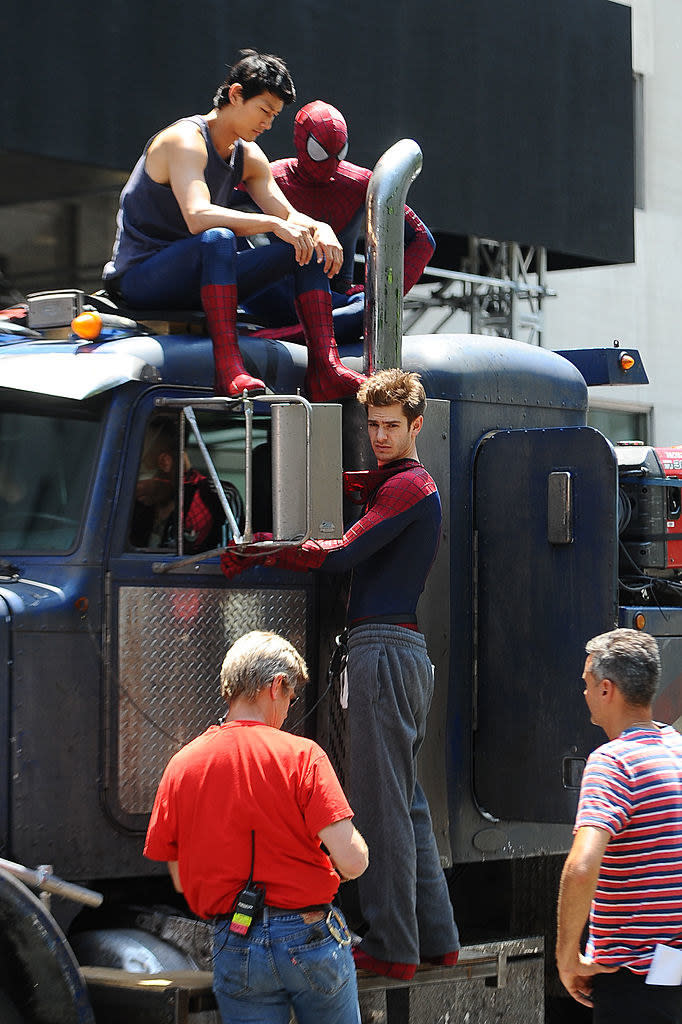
[347,623,459,964]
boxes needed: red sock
[421,951,460,967]
[352,948,417,980]
[295,290,366,402]
[201,283,264,395]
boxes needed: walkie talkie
[229,831,265,936]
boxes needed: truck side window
[128,416,179,551]
[184,410,271,537]
[128,414,246,554]
[0,405,100,553]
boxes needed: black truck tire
[0,868,95,1024]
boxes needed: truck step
[81,967,217,1024]
[81,937,542,1023]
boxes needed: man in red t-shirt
[145,630,368,1024]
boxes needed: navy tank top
[103,115,245,281]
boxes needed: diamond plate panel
[115,586,308,816]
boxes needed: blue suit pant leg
[213,912,360,1024]
[118,229,329,310]
[241,284,363,343]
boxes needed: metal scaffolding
[403,237,555,345]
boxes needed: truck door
[472,426,616,824]
[0,593,9,853]
[104,391,315,833]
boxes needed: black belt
[349,614,418,627]
[264,903,330,918]
[215,902,330,922]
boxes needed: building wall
[546,0,682,443]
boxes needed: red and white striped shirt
[576,723,682,973]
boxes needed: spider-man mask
[293,100,349,184]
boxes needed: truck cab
[1,144,680,1024]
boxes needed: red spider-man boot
[201,283,265,395]
[295,289,366,402]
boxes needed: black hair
[213,49,295,109]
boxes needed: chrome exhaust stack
[363,139,423,374]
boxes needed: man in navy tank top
[103,49,365,402]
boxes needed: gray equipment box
[28,289,84,328]
[271,402,343,542]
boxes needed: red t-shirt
[144,720,353,919]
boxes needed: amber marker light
[619,352,635,371]
[71,311,103,340]
[634,613,647,630]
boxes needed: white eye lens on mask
[306,135,330,162]
[337,141,349,161]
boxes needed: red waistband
[349,616,419,631]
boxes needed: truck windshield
[0,407,100,552]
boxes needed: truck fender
[0,867,95,1024]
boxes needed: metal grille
[116,586,308,816]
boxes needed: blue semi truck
[0,144,680,1024]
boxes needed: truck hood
[0,577,67,616]
[0,341,164,400]
[0,332,306,399]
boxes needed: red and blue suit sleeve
[403,205,435,293]
[183,469,214,548]
[269,160,369,239]
[269,461,441,621]
[269,160,434,296]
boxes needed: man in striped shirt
[556,628,682,1023]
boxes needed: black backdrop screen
[3,0,633,268]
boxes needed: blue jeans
[213,908,360,1024]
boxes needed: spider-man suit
[130,467,224,553]
[220,458,460,971]
[241,101,435,346]
[221,459,439,621]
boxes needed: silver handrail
[0,857,103,908]
[153,394,314,572]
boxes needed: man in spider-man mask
[241,100,435,346]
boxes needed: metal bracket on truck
[152,391,341,570]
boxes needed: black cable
[287,672,335,732]
[618,541,682,615]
